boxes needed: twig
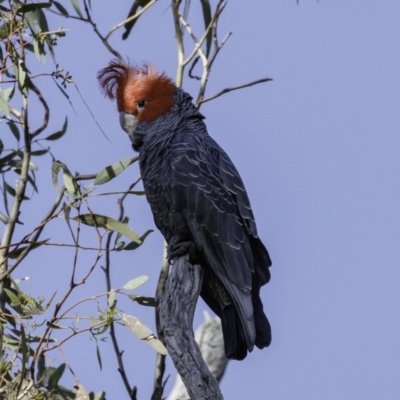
[103,177,142,400]
[0,192,64,281]
[200,77,273,105]
[81,0,125,63]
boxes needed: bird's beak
[119,112,137,138]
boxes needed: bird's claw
[167,236,197,262]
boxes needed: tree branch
[159,255,224,399]
[200,77,273,105]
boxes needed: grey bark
[167,312,229,400]
[158,255,224,400]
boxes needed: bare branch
[172,0,185,87]
[159,255,224,399]
[200,77,273,105]
[82,0,125,63]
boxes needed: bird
[97,60,272,360]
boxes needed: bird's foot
[167,236,197,263]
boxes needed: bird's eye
[137,100,145,111]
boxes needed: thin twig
[0,192,64,281]
[200,77,273,105]
[82,0,125,63]
[103,177,142,400]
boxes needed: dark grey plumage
[133,89,272,360]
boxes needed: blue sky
[7,1,400,399]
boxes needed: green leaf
[8,239,49,259]
[72,214,142,242]
[92,392,106,400]
[45,117,68,141]
[0,87,10,116]
[63,171,79,195]
[114,215,129,247]
[70,0,84,18]
[7,121,19,141]
[93,157,133,186]
[18,2,51,13]
[53,1,69,15]
[76,384,90,400]
[43,291,57,312]
[47,363,66,389]
[4,180,16,197]
[14,58,28,97]
[46,321,68,329]
[52,160,79,195]
[122,0,153,40]
[95,345,102,372]
[122,275,148,291]
[200,0,212,57]
[31,149,49,156]
[120,313,167,354]
[107,289,116,308]
[128,294,157,307]
[33,37,45,63]
[2,86,15,102]
[4,288,21,307]
[37,354,46,382]
[123,229,153,250]
[63,202,76,244]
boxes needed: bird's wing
[170,131,270,348]
[170,132,256,286]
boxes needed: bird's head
[97,60,176,148]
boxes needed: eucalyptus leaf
[2,86,15,101]
[7,121,19,141]
[122,275,148,290]
[53,1,69,15]
[45,117,68,141]
[52,160,79,195]
[0,87,9,116]
[4,288,21,307]
[122,0,153,40]
[200,0,212,56]
[75,383,90,400]
[70,0,84,18]
[8,239,49,259]
[107,289,116,308]
[93,157,133,186]
[14,58,28,97]
[72,214,142,243]
[31,149,49,156]
[47,363,65,389]
[120,313,167,355]
[18,2,51,13]
[63,202,76,244]
[128,294,157,307]
[123,229,153,250]
[95,345,102,372]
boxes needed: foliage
[0,0,271,399]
